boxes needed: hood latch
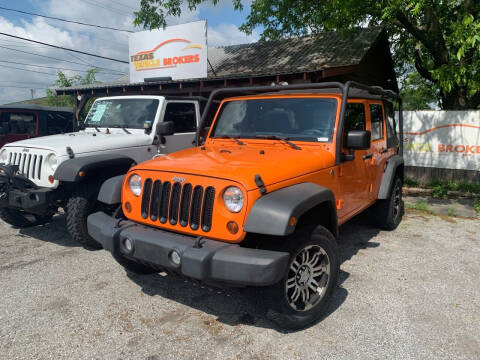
[254,174,267,195]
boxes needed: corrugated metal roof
[57,27,383,92]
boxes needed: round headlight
[223,186,244,213]
[46,153,57,170]
[128,174,142,196]
[0,149,8,162]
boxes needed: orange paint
[135,38,190,56]
[405,123,480,136]
[122,93,397,243]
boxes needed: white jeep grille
[8,152,43,180]
[3,147,58,188]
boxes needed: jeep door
[365,101,391,198]
[161,101,200,153]
[337,101,371,219]
[0,110,39,148]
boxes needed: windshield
[84,98,159,129]
[211,97,338,142]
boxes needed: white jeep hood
[3,130,152,156]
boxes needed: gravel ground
[0,210,479,360]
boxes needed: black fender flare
[97,175,125,205]
[54,154,135,182]
[378,155,404,199]
[243,182,338,238]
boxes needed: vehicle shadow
[18,215,80,248]
[126,213,381,332]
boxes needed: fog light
[48,175,54,183]
[125,202,132,213]
[123,237,134,253]
[170,250,181,265]
[227,221,239,234]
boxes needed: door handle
[380,148,388,154]
[363,153,373,160]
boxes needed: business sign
[129,20,207,83]
[402,110,480,171]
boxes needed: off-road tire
[113,253,158,275]
[265,225,340,330]
[0,208,52,228]
[66,195,102,249]
[373,177,404,230]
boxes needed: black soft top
[0,104,73,113]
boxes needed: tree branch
[414,48,437,83]
[395,10,447,67]
[464,0,476,17]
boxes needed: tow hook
[193,236,205,249]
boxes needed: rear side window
[164,102,197,133]
[0,112,36,135]
[343,103,366,146]
[46,112,73,134]
[369,104,384,141]
[384,101,399,148]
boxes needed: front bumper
[0,166,55,216]
[87,211,290,286]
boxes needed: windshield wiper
[254,135,301,150]
[120,127,130,134]
[217,135,245,146]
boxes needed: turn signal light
[125,202,132,213]
[48,175,54,184]
[289,216,297,226]
[226,221,239,234]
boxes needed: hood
[3,130,152,156]
[135,143,335,190]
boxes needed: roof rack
[196,81,403,163]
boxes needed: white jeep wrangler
[0,95,202,247]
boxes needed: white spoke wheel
[285,245,330,312]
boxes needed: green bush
[406,178,480,196]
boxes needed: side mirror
[156,121,174,136]
[346,130,371,150]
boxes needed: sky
[0,0,259,104]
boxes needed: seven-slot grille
[7,152,43,180]
[140,179,215,232]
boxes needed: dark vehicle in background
[0,104,74,148]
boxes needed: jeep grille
[140,178,215,232]
[7,152,43,180]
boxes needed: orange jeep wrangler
[88,82,404,329]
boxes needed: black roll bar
[196,81,403,163]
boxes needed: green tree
[400,72,438,110]
[134,0,480,110]
[46,69,99,108]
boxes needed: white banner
[402,110,480,170]
[129,20,207,83]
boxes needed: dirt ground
[0,209,479,360]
